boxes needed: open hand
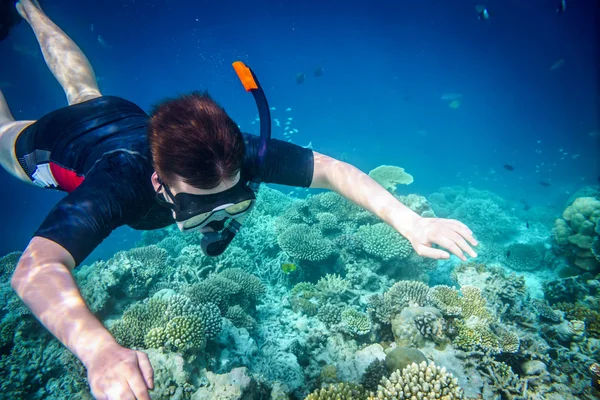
[405,216,478,261]
[86,343,154,400]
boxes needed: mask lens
[224,199,254,215]
[181,211,213,230]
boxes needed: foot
[15,0,42,20]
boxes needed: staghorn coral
[316,212,340,233]
[277,224,334,262]
[375,361,463,399]
[356,223,412,261]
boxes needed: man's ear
[151,171,161,191]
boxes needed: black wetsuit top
[16,96,314,266]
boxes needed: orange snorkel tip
[232,61,258,91]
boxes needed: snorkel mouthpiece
[200,220,241,257]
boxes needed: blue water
[0,1,599,399]
[0,0,597,260]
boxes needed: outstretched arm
[11,237,154,400]
[309,152,478,261]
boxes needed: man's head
[148,91,245,195]
[148,92,254,234]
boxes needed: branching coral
[356,223,412,261]
[277,224,334,262]
[341,308,372,336]
[375,361,463,399]
[304,382,366,400]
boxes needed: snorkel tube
[200,62,272,257]
[232,61,271,186]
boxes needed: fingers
[415,244,450,260]
[446,230,478,259]
[127,372,151,400]
[136,351,154,390]
[434,235,468,261]
[101,381,136,400]
[446,219,478,246]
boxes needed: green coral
[110,293,221,352]
[427,285,462,316]
[317,303,344,327]
[383,280,430,314]
[218,268,266,304]
[0,251,21,281]
[225,305,257,332]
[278,224,334,261]
[341,308,372,336]
[356,223,412,261]
[164,315,206,352]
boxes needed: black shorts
[14,95,148,192]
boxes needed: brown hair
[148,92,245,189]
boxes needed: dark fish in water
[0,0,22,41]
[557,0,566,13]
[526,221,529,229]
[539,181,551,187]
[314,66,324,77]
[295,73,305,84]
[475,4,490,20]
[503,164,515,171]
[520,198,531,211]
[506,250,511,258]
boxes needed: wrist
[78,333,121,368]
[389,207,422,240]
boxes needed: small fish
[520,199,531,211]
[448,99,461,109]
[506,250,511,258]
[314,66,324,77]
[270,106,276,111]
[539,181,551,187]
[441,93,462,101]
[503,164,515,171]
[90,23,94,32]
[295,73,305,84]
[550,58,564,71]
[475,5,490,20]
[285,107,292,111]
[303,141,313,149]
[557,0,566,13]
[526,221,529,229]
[281,263,297,274]
[97,35,112,50]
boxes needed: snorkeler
[1,1,478,399]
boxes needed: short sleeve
[33,152,152,266]
[243,134,314,187]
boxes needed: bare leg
[0,90,36,184]
[17,0,102,105]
